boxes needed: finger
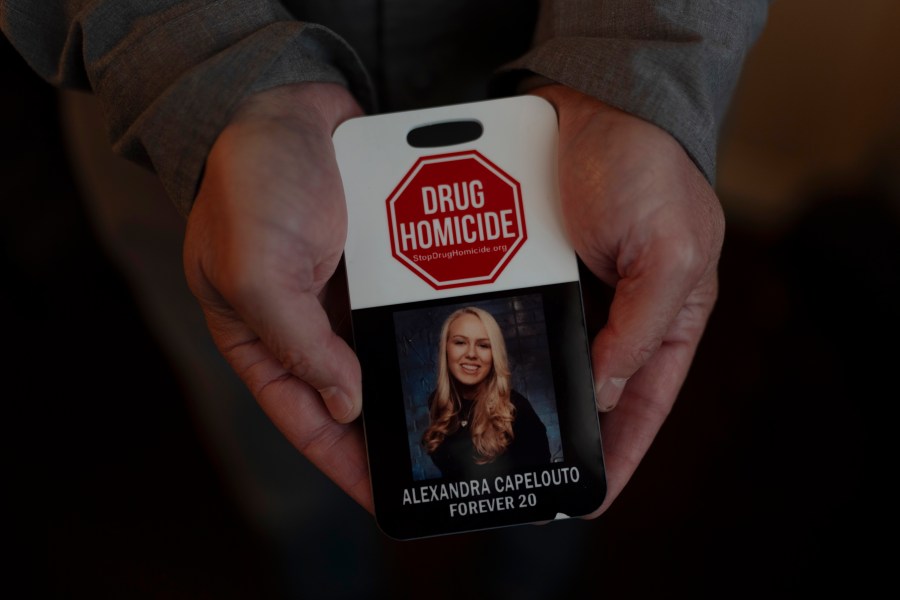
[256,369,373,512]
[589,245,713,412]
[584,333,695,518]
[204,306,373,510]
[204,279,363,424]
[247,290,363,423]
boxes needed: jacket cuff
[105,21,372,216]
[494,3,770,185]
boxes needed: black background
[5,29,897,598]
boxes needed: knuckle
[657,235,711,281]
[281,348,316,382]
[626,340,660,367]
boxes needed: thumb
[244,289,362,423]
[590,258,695,412]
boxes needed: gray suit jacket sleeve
[2,0,770,212]
[499,0,773,184]
[0,0,373,216]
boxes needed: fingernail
[320,386,354,422]
[595,377,627,412]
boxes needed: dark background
[5,1,898,596]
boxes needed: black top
[427,389,550,479]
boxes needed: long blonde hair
[422,307,516,463]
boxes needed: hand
[183,82,373,511]
[530,84,725,517]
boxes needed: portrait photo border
[352,282,606,540]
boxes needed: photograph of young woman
[422,306,551,479]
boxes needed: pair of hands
[184,81,723,517]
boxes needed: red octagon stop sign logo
[386,150,527,290]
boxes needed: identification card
[333,95,606,540]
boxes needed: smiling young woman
[422,306,550,479]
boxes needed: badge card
[333,95,606,540]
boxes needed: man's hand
[531,84,725,517]
[183,82,373,512]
